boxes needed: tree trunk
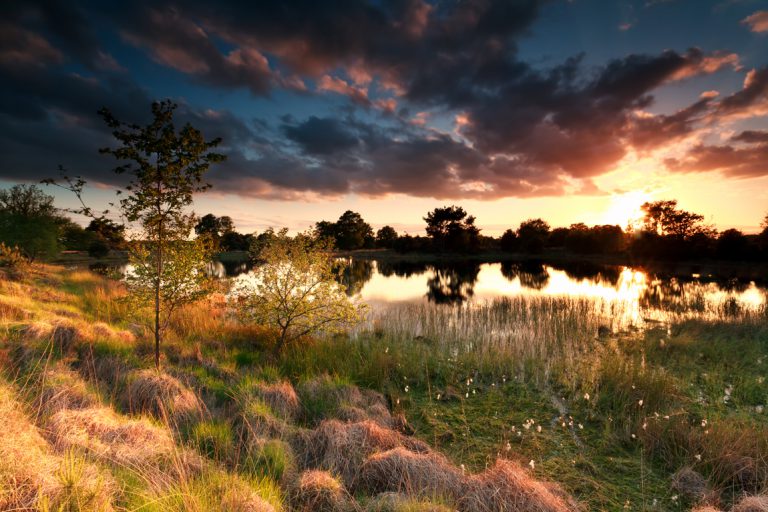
[155,243,162,371]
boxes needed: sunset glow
[1,1,766,233]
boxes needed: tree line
[307,201,768,262]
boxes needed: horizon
[2,0,767,235]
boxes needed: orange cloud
[742,11,768,33]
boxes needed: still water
[90,258,767,327]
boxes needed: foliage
[0,184,62,259]
[0,242,28,269]
[423,206,480,252]
[48,100,225,369]
[499,229,518,252]
[315,210,375,250]
[195,213,234,240]
[86,218,126,251]
[376,225,399,248]
[641,199,713,239]
[0,184,57,217]
[516,218,550,254]
[231,229,366,354]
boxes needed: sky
[1,0,767,235]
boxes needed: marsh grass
[2,263,767,511]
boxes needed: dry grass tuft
[35,363,100,417]
[671,467,716,505]
[219,478,278,512]
[123,369,204,422]
[690,507,722,512]
[305,420,431,489]
[358,447,464,499]
[241,398,293,440]
[732,496,768,512]
[0,383,114,511]
[290,469,358,512]
[365,492,455,512]
[299,375,394,427]
[459,459,576,512]
[248,380,301,421]
[44,405,198,474]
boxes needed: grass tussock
[306,419,431,489]
[358,447,464,499]
[123,369,204,423]
[459,459,576,512]
[0,382,115,511]
[732,495,768,512]
[365,493,455,512]
[240,378,301,421]
[298,374,393,427]
[44,405,197,473]
[290,469,358,512]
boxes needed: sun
[601,191,651,228]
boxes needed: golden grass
[0,382,115,511]
[43,405,194,472]
[358,447,464,499]
[246,380,301,421]
[459,459,577,512]
[123,369,204,423]
[290,470,358,512]
[365,493,455,512]
[732,495,768,512]
[307,420,431,489]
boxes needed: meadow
[0,262,766,511]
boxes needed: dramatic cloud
[0,0,765,202]
[742,11,768,33]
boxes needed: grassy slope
[1,264,767,511]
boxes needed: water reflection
[86,258,766,324]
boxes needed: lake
[89,258,767,330]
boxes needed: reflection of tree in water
[376,260,430,278]
[339,259,374,296]
[556,261,621,285]
[426,262,480,304]
[500,261,550,290]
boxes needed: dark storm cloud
[0,0,762,201]
[282,117,360,155]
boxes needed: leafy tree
[231,229,365,355]
[50,100,225,369]
[716,229,749,260]
[195,214,235,241]
[640,200,711,239]
[59,219,96,251]
[220,230,251,251]
[0,184,62,259]
[499,229,519,252]
[314,211,374,250]
[86,218,126,250]
[375,226,398,248]
[517,218,550,254]
[0,184,57,217]
[423,206,480,252]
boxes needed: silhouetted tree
[315,211,374,250]
[499,229,519,252]
[424,205,480,252]
[86,218,126,250]
[716,229,749,261]
[376,226,398,248]
[517,218,550,254]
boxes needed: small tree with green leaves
[49,100,225,369]
[230,229,366,355]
